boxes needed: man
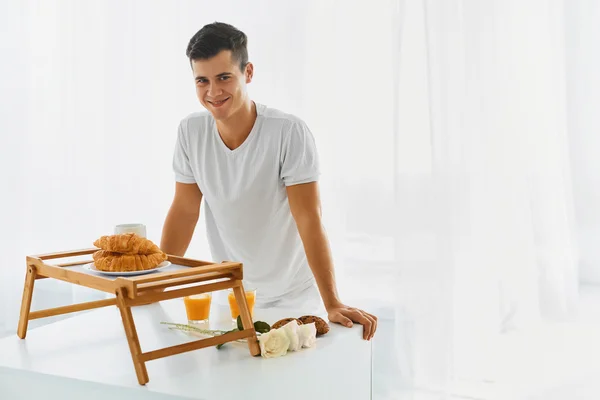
[160,22,377,340]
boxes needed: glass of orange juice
[183,292,212,324]
[227,288,256,322]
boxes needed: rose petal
[282,320,301,351]
[298,322,317,348]
[258,328,290,358]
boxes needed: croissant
[93,233,161,255]
[93,250,168,272]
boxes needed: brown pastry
[271,318,303,330]
[93,250,167,272]
[298,315,330,336]
[93,233,161,255]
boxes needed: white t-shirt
[172,102,322,309]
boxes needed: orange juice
[227,289,256,320]
[183,293,212,322]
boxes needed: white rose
[281,320,301,352]
[258,328,290,358]
[298,322,317,348]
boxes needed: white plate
[82,260,172,276]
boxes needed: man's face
[191,50,253,121]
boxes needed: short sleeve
[280,120,321,186]
[172,121,196,184]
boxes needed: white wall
[1,0,30,336]
[565,0,600,284]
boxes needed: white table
[0,298,372,399]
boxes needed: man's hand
[327,303,377,341]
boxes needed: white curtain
[0,0,589,396]
[393,0,580,393]
[565,0,600,284]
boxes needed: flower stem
[160,321,229,335]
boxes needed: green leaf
[253,321,271,334]
[216,319,270,349]
[215,328,238,350]
[235,315,271,333]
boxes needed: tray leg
[17,264,37,339]
[232,285,261,356]
[116,288,149,385]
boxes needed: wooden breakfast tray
[17,248,260,385]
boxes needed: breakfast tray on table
[16,248,260,385]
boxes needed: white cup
[114,223,147,238]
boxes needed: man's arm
[286,182,377,340]
[160,182,202,256]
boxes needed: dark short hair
[186,22,249,71]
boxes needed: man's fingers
[345,309,373,340]
[330,308,379,340]
[330,312,354,328]
[361,312,377,340]
[364,312,378,340]
[358,311,377,339]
